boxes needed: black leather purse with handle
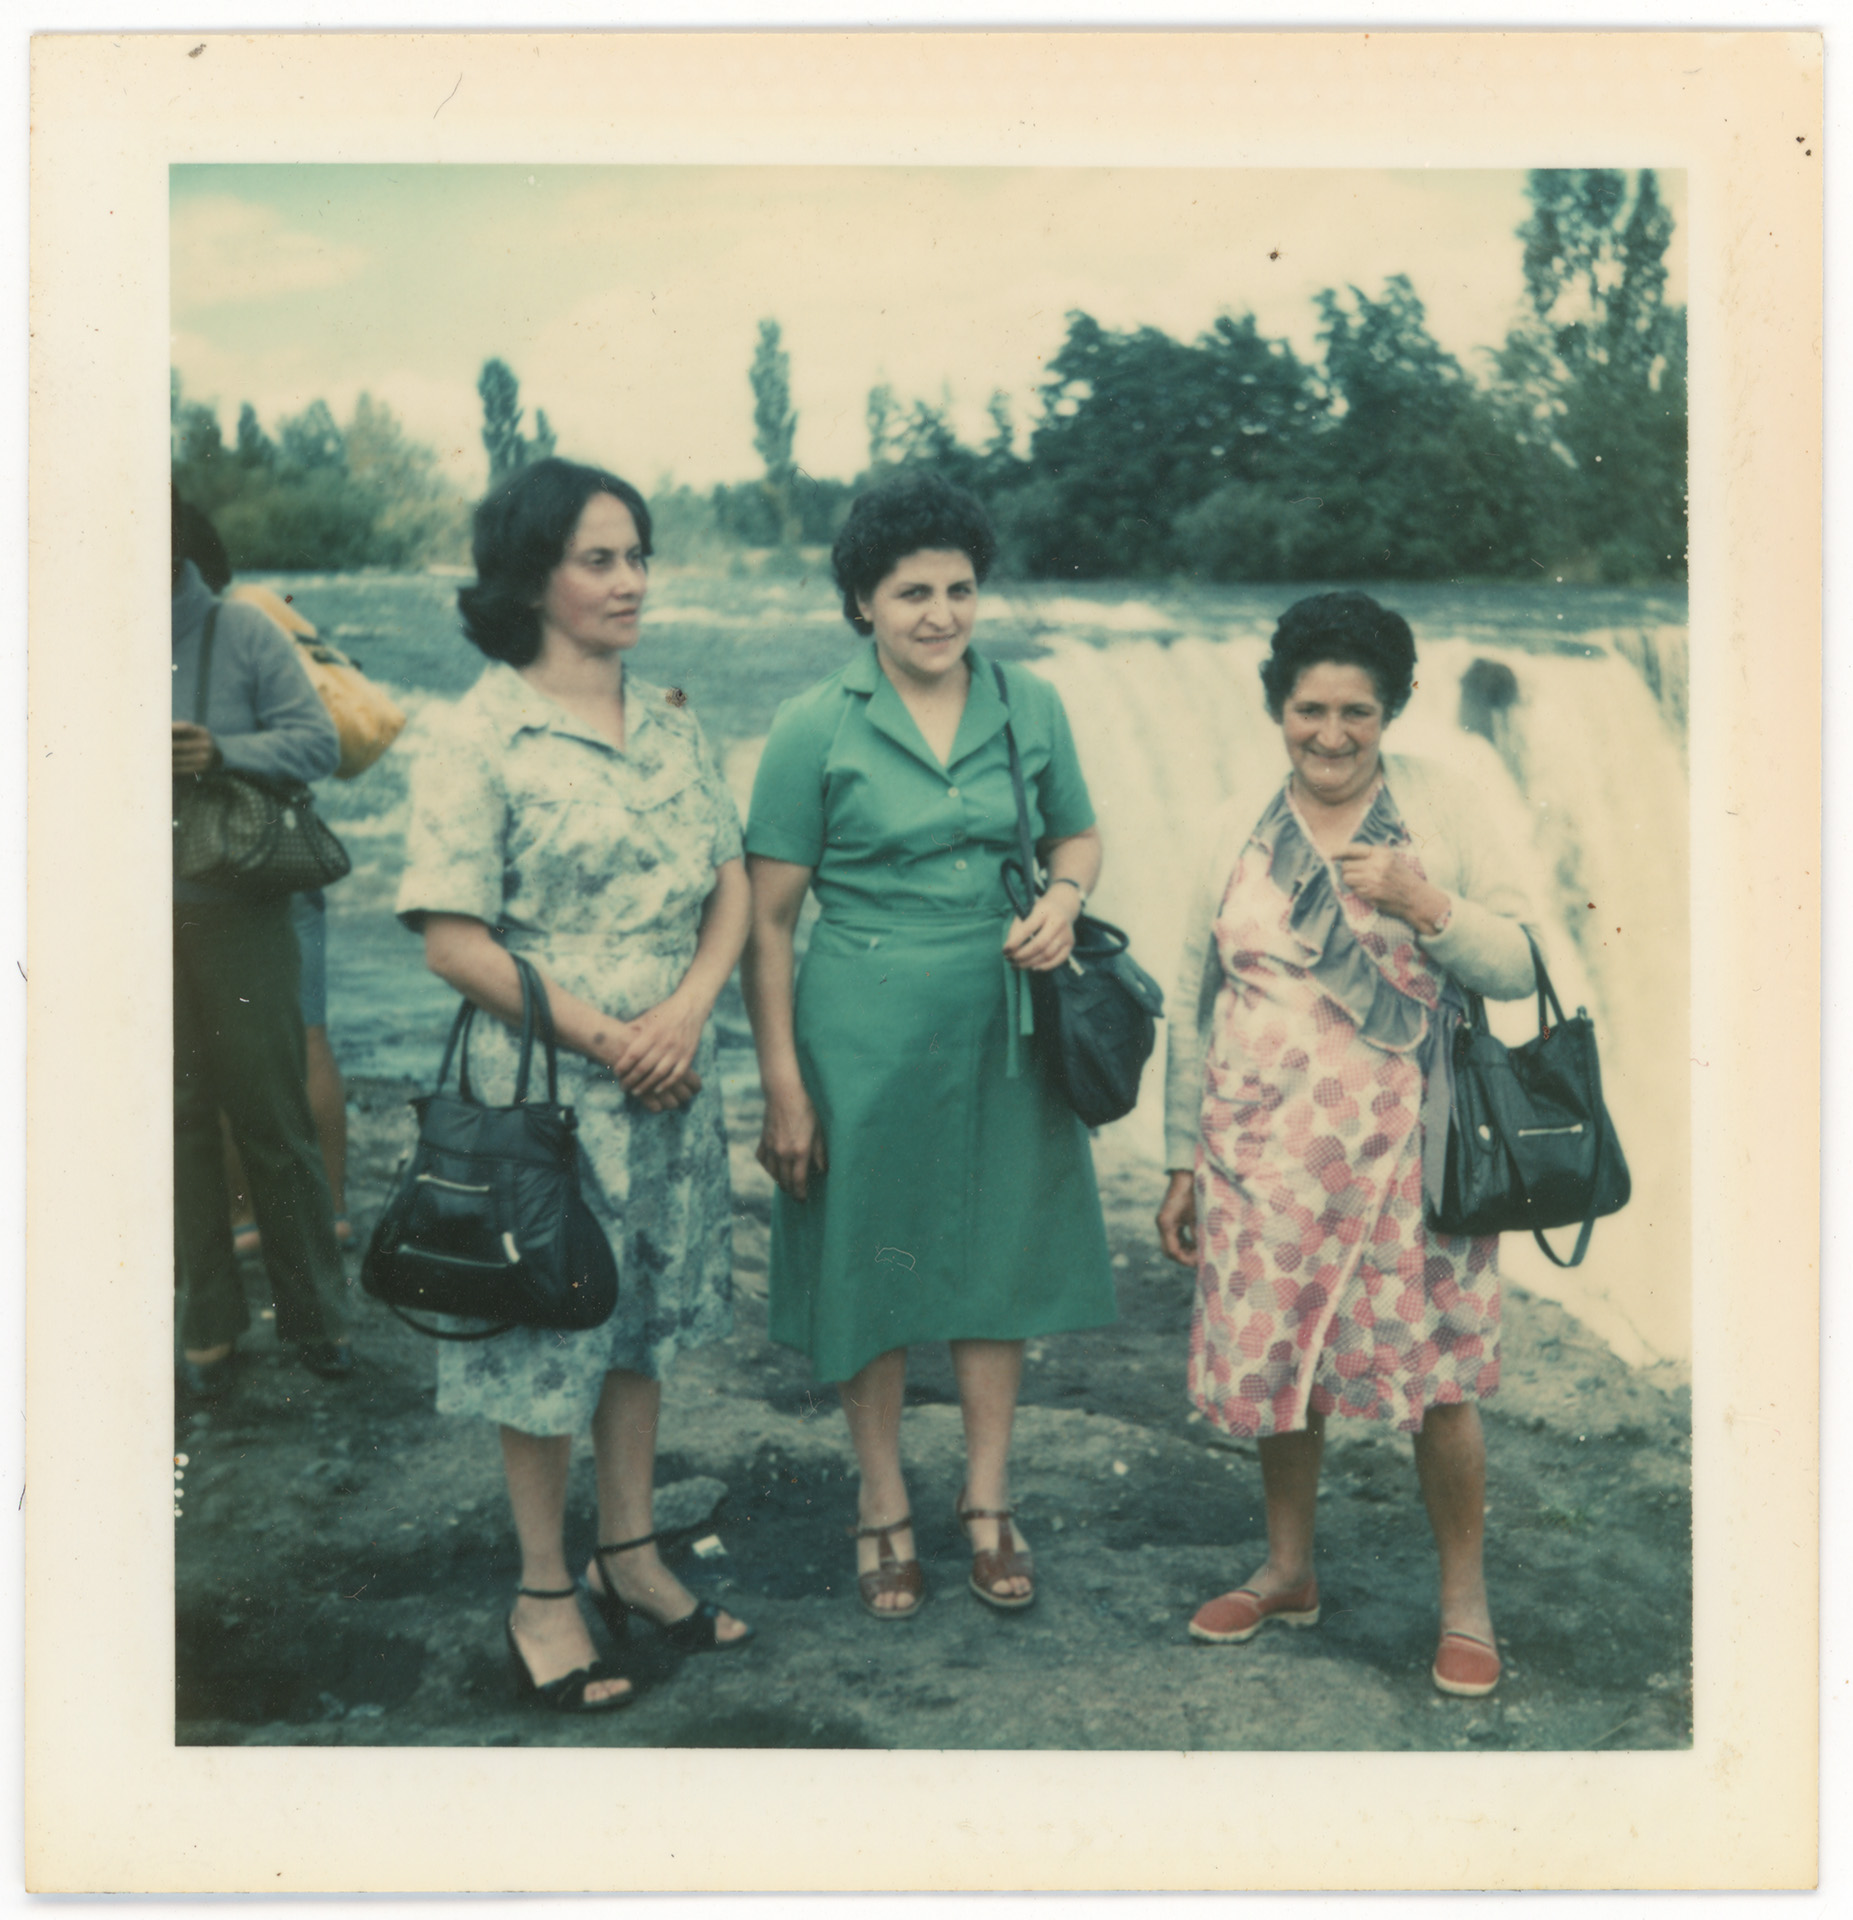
[992,659,1164,1129]
[1428,930,1630,1269]
[362,954,620,1337]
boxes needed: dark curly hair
[459,457,653,666]
[1259,591,1417,721]
[830,471,998,635]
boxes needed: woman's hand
[757,1083,828,1201]
[601,989,709,1098]
[1156,1170,1199,1268]
[633,1068,703,1114]
[1332,844,1450,934]
[1003,883,1083,973]
[172,722,220,776]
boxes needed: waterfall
[1029,628,1691,1375]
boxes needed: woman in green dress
[743,472,1117,1619]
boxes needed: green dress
[745,644,1117,1382]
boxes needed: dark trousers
[174,899,348,1350]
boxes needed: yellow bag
[294,641,407,779]
[228,585,407,779]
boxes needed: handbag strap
[512,952,561,1104]
[1530,1005,1614,1270]
[383,1301,518,1342]
[990,658,1043,918]
[193,603,219,728]
[452,951,543,1104]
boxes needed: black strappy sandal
[505,1585,634,1712]
[588,1533,754,1654]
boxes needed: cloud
[172,195,369,311]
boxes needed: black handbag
[173,606,352,896]
[361,954,619,1339]
[993,660,1164,1128]
[1428,930,1631,1268]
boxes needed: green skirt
[769,908,1117,1382]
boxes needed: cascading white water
[1026,625,1691,1374]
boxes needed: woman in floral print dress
[397,460,751,1712]
[1157,592,1539,1700]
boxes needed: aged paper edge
[24,26,1822,1894]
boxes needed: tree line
[173,170,1685,586]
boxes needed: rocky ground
[174,1076,1692,1752]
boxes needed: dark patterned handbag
[1428,931,1631,1268]
[362,955,619,1338]
[173,606,352,896]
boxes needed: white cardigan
[1162,752,1541,1171]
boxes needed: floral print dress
[1188,783,1501,1438]
[396,663,743,1435]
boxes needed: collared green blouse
[744,644,1095,912]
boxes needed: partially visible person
[1156,591,1538,1698]
[172,489,353,1398]
[218,589,359,1256]
[398,457,752,1714]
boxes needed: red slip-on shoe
[1432,1629,1502,1697]
[1188,1577,1321,1644]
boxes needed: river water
[271,562,1690,1371]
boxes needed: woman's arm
[741,856,827,1200]
[602,859,751,1097]
[421,914,699,1113]
[1002,826,1103,972]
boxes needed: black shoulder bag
[993,659,1164,1129]
[1428,930,1631,1268]
[172,605,352,896]
[361,954,620,1338]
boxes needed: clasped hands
[595,992,708,1113]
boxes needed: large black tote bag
[362,954,619,1338]
[1429,931,1630,1269]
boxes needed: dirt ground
[174,1075,1692,1752]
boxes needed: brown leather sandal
[849,1513,925,1620]
[956,1494,1037,1611]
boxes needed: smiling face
[858,548,978,689]
[536,492,648,660]
[1280,660,1388,808]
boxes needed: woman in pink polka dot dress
[1156,592,1540,1699]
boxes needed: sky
[170,164,1688,495]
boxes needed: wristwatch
[1051,876,1087,910]
[1424,898,1454,939]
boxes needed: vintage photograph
[168,160,1691,1753]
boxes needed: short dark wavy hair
[1259,591,1417,722]
[459,457,653,666]
[830,471,998,635]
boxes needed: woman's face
[1281,660,1387,807]
[858,547,978,688]
[536,492,648,659]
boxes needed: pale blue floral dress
[396,662,742,1435]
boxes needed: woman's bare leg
[950,1337,1030,1599]
[1412,1401,1495,1642]
[839,1348,915,1610]
[585,1370,747,1640]
[500,1425,630,1705]
[1247,1410,1326,1594]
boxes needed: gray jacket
[172,560,338,902]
